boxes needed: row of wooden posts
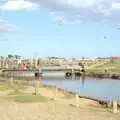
[7,73,119,114]
[75,93,119,113]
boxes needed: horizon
[1,54,120,59]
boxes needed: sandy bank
[0,82,120,120]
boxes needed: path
[0,85,119,120]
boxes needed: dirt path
[0,85,119,120]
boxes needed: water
[21,71,65,77]
[22,71,120,100]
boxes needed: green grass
[0,82,48,103]
[87,60,120,74]
[7,88,48,103]
[10,94,48,103]
[94,61,120,69]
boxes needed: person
[35,72,39,77]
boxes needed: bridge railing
[1,65,82,72]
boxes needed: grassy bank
[0,81,49,103]
[86,60,120,79]
[7,89,48,103]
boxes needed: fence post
[10,76,14,87]
[54,87,58,100]
[112,100,119,113]
[10,72,14,87]
[75,93,79,107]
[35,79,39,95]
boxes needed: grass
[8,87,24,95]
[10,94,48,103]
[0,85,11,91]
[7,87,48,103]
[94,61,120,69]
[0,81,49,103]
[0,83,14,91]
[0,80,27,92]
[87,60,120,74]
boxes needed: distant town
[0,54,119,70]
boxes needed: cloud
[24,0,120,25]
[0,19,19,32]
[0,0,39,11]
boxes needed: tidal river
[23,71,120,101]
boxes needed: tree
[78,62,83,66]
[78,62,84,68]
[8,54,13,59]
[0,56,3,59]
[14,54,21,59]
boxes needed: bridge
[0,66,83,73]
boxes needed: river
[22,71,120,101]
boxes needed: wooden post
[35,79,39,95]
[72,69,74,74]
[75,93,79,107]
[54,87,58,100]
[107,100,112,109]
[112,100,118,113]
[10,72,14,87]
[10,76,14,87]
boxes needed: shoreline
[0,75,109,104]
[0,74,120,106]
[86,72,120,80]
[0,82,120,120]
[1,69,120,80]
[41,83,120,107]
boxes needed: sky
[0,0,120,58]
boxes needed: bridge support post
[71,69,74,74]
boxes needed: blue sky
[0,0,120,57]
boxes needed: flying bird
[104,36,107,39]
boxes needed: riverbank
[1,72,120,103]
[86,60,120,80]
[1,69,120,81]
[86,70,120,80]
[0,81,120,120]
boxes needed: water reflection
[65,73,86,94]
[17,71,120,100]
[81,75,85,87]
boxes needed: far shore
[86,71,120,80]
